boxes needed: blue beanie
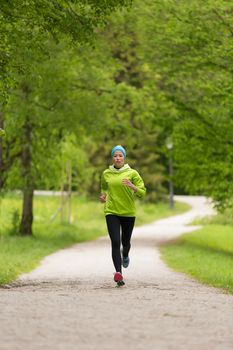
[111,145,126,158]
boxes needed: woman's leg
[120,216,135,258]
[105,215,122,273]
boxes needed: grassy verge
[161,220,233,294]
[0,193,189,285]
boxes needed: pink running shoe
[114,272,123,283]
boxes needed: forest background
[1,0,233,236]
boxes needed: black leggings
[106,215,135,273]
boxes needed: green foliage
[2,0,233,233]
[193,199,233,226]
[2,38,112,195]
[136,0,233,208]
[84,8,169,200]
[161,225,233,294]
[9,209,20,236]
[0,0,132,103]
[0,128,6,137]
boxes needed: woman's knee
[123,242,131,249]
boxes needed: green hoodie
[101,164,146,217]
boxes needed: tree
[0,0,133,235]
[134,0,233,209]
[0,0,132,103]
[3,37,118,234]
[85,7,169,201]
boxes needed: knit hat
[111,145,126,158]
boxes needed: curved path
[0,196,232,350]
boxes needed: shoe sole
[122,262,129,268]
[116,280,125,287]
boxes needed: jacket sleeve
[131,170,146,198]
[100,172,108,194]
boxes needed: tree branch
[72,83,112,95]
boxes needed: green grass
[0,193,189,285]
[161,224,233,294]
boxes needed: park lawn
[160,225,233,294]
[0,193,190,285]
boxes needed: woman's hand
[122,179,137,193]
[99,193,107,203]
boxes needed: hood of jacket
[108,164,131,173]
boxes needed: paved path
[0,196,232,350]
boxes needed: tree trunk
[19,120,34,235]
[19,187,34,235]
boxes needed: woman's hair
[111,145,126,158]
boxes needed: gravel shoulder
[0,196,232,350]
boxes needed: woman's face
[113,151,125,168]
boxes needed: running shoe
[122,256,130,268]
[114,271,123,283]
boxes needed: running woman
[99,145,146,286]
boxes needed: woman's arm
[100,173,108,203]
[122,179,138,193]
[129,171,146,198]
